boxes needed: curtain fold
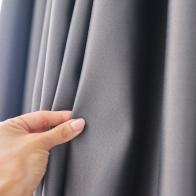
[0,0,34,120]
[0,0,196,196]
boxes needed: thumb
[32,118,85,150]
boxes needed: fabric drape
[0,0,196,196]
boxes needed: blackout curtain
[0,0,196,196]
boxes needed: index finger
[11,110,72,132]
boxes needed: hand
[0,111,85,196]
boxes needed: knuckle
[4,118,18,127]
[4,117,29,131]
[42,117,49,128]
[40,114,50,128]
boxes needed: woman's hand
[0,111,85,196]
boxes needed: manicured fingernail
[70,118,85,132]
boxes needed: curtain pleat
[0,0,34,120]
[52,0,93,110]
[39,0,75,110]
[22,0,47,113]
[32,0,52,111]
[160,0,196,195]
[41,1,94,195]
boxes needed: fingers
[10,111,72,132]
[32,118,85,150]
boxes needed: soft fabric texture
[0,0,196,196]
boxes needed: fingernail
[70,118,85,132]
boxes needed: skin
[0,111,85,196]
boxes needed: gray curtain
[0,0,196,196]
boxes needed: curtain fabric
[0,0,196,196]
